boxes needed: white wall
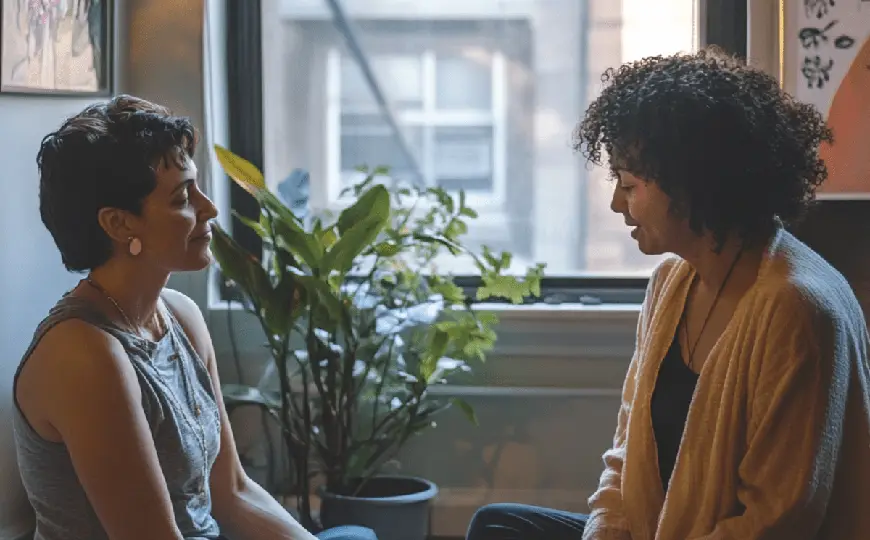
[0,96,93,539]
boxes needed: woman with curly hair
[466,47,870,540]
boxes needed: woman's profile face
[610,168,688,256]
[127,153,219,272]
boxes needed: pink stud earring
[128,237,142,256]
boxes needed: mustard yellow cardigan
[583,228,870,540]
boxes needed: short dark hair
[37,95,197,272]
[573,47,833,249]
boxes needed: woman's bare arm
[18,319,183,540]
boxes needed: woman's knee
[467,503,528,538]
[316,524,378,540]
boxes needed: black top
[650,333,700,491]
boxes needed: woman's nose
[610,183,627,214]
[199,195,219,221]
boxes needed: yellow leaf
[214,144,266,195]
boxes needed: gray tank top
[12,293,223,540]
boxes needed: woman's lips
[191,231,212,242]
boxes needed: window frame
[325,47,508,209]
[219,0,747,308]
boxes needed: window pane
[340,55,423,111]
[436,53,492,110]
[340,116,423,186]
[264,0,699,276]
[434,126,493,192]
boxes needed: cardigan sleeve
[582,260,675,540]
[581,348,637,540]
[691,291,849,540]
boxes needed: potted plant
[210,145,545,540]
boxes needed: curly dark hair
[573,47,833,249]
[38,94,196,272]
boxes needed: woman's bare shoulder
[17,319,135,441]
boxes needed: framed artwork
[0,0,112,95]
[782,0,870,199]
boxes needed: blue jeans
[466,503,588,539]
[216,526,377,540]
[316,525,378,540]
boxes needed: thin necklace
[683,246,743,370]
[84,275,211,495]
[84,276,164,339]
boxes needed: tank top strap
[13,293,161,387]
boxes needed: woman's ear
[96,207,136,244]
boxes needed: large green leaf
[322,214,388,275]
[336,184,390,236]
[260,275,301,335]
[274,219,323,270]
[214,145,266,195]
[213,144,303,230]
[294,275,348,332]
[420,329,450,382]
[210,224,271,302]
[231,210,268,238]
[260,189,303,229]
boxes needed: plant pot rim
[319,475,438,505]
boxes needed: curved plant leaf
[214,144,266,195]
[337,184,390,236]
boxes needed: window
[225,0,729,303]
[329,50,506,209]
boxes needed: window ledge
[207,299,641,319]
[208,298,641,364]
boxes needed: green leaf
[260,189,303,228]
[373,241,402,257]
[210,224,271,302]
[412,233,462,255]
[294,275,348,332]
[214,145,266,195]
[230,210,268,238]
[428,277,466,304]
[337,184,391,236]
[427,187,454,214]
[260,275,300,334]
[274,219,323,270]
[323,214,389,275]
[451,397,479,426]
[445,219,468,239]
[420,329,450,382]
[477,275,527,303]
[320,227,338,249]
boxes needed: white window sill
[207,298,641,318]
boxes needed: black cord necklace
[683,246,744,370]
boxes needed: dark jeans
[466,503,588,540]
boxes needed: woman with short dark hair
[467,47,870,540]
[13,95,376,540]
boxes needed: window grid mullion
[422,50,437,188]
